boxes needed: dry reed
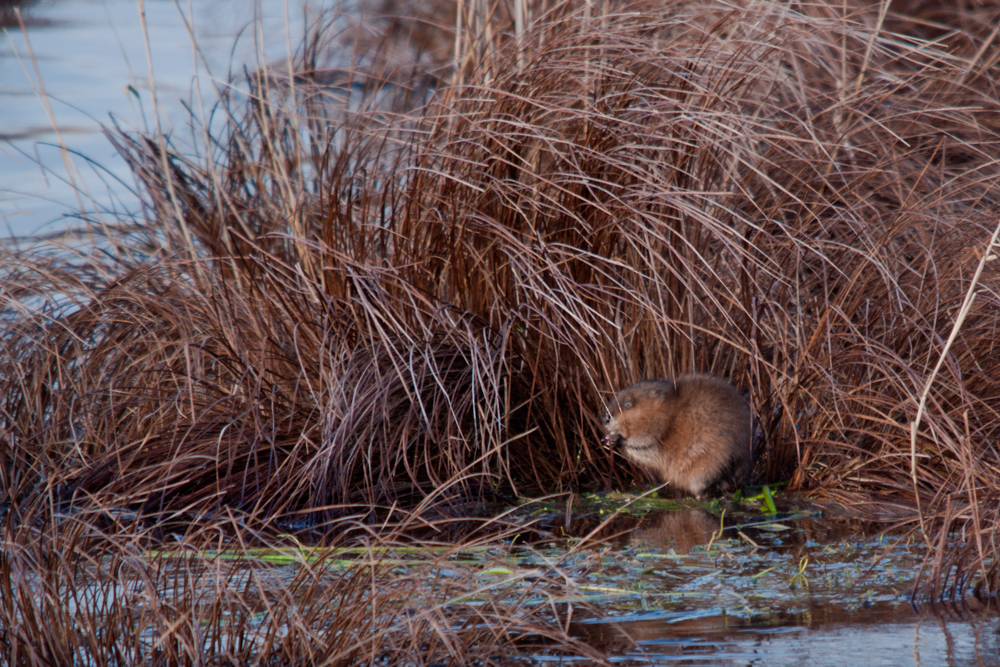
[0,511,605,665]
[2,1,1000,645]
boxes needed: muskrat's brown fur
[601,374,753,498]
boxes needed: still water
[1,0,316,239]
[519,499,1000,666]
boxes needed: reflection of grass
[3,0,1000,660]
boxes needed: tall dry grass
[0,511,604,665]
[2,0,1000,622]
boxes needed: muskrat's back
[601,374,752,497]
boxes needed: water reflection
[626,509,721,554]
[556,506,1000,666]
[574,601,1000,666]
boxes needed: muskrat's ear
[652,380,675,398]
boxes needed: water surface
[511,495,1000,665]
[1,0,315,238]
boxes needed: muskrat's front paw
[602,433,622,449]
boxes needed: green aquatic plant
[789,556,811,590]
[762,486,778,516]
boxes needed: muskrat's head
[601,380,677,451]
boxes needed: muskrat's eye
[623,402,633,410]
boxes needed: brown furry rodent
[601,374,753,498]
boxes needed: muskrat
[601,374,753,498]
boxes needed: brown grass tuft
[3,0,1000,605]
[0,513,605,665]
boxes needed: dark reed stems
[2,4,1000,646]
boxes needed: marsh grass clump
[0,514,604,666]
[2,0,1000,628]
